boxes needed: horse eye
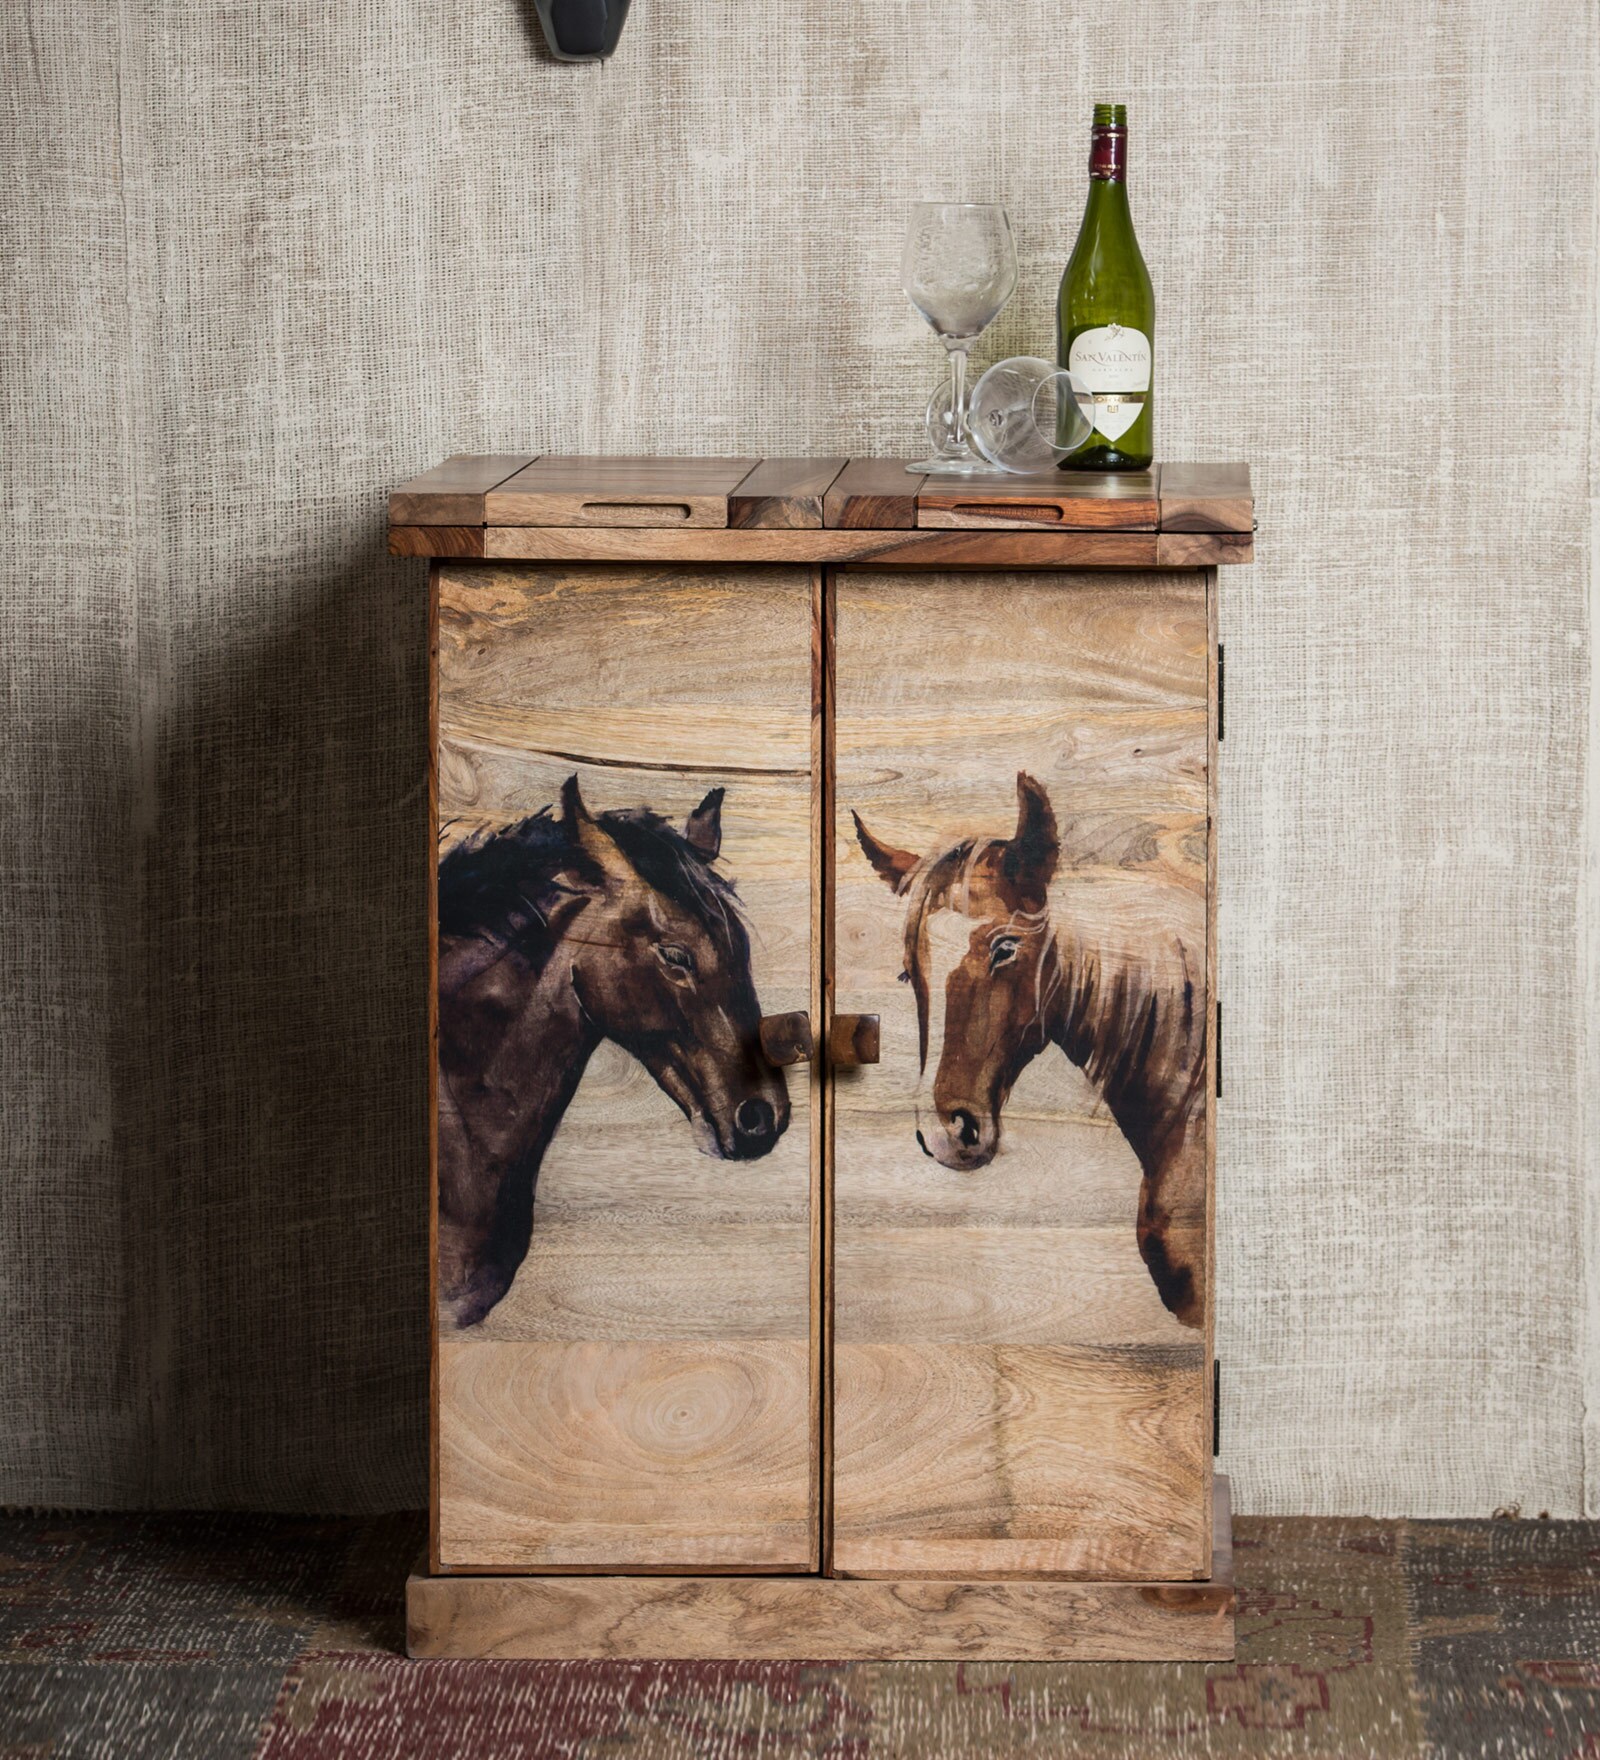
[990,936,1020,971]
[658,943,696,976]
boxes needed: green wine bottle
[1057,103,1155,471]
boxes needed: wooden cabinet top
[389,455,1253,569]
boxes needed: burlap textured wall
[2,0,1594,1514]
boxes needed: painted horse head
[854,771,1209,1329]
[436,776,789,1326]
[853,773,1060,1171]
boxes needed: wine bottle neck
[1089,124,1127,182]
[1080,176,1134,235]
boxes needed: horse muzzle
[720,1082,791,1159]
[917,1104,999,1171]
[730,1094,782,1157]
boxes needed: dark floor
[1,1511,1598,1758]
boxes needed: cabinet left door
[431,562,820,1573]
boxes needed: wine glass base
[906,455,1001,477]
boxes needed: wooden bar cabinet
[393,455,1251,1661]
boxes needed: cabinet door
[433,563,819,1572]
[831,569,1212,1580]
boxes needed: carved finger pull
[759,1012,814,1066]
[829,1013,880,1068]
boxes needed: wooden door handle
[829,1014,880,1067]
[758,1012,814,1066]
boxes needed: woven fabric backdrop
[2,0,1595,1515]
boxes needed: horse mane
[601,806,751,959]
[900,838,991,1070]
[438,802,749,965]
[1048,911,1204,1121]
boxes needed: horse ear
[557,773,622,869]
[1003,772,1059,900]
[558,773,591,831]
[684,787,724,862]
[853,810,920,894]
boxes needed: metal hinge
[1213,1360,1221,1455]
[1214,1002,1222,1098]
[1217,643,1225,741]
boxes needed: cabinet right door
[830,568,1213,1580]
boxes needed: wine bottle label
[1068,324,1151,443]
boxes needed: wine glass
[901,203,1018,476]
[962,358,1097,472]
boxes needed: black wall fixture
[534,0,631,59]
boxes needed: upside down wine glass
[926,357,1098,473]
[901,202,1018,475]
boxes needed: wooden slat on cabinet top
[1158,462,1253,533]
[387,455,1253,558]
[485,455,759,528]
[728,457,849,529]
[823,459,925,529]
[917,469,1160,530]
[389,454,535,525]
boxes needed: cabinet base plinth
[407,1481,1234,1663]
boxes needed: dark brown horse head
[554,777,789,1159]
[854,773,1060,1171]
[439,777,789,1167]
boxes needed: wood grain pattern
[829,1013,879,1067]
[480,527,1166,567]
[1158,463,1253,533]
[833,1343,1204,1579]
[728,458,848,529]
[438,1341,813,1570]
[408,1566,1230,1660]
[434,562,816,1572]
[389,454,535,525]
[917,470,1160,531]
[485,457,759,527]
[1156,530,1253,567]
[835,1230,1202,1346]
[460,1218,810,1343]
[408,1478,1234,1660]
[759,1011,814,1065]
[386,456,1255,555]
[834,1101,1160,1229]
[390,525,487,557]
[831,568,1211,1581]
[823,458,925,529]
[395,525,1251,566]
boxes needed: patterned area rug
[2,1512,1597,1758]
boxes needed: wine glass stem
[946,343,971,451]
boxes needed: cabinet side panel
[433,563,815,1571]
[831,569,1210,1580]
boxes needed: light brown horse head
[854,773,1060,1170]
[555,776,790,1159]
